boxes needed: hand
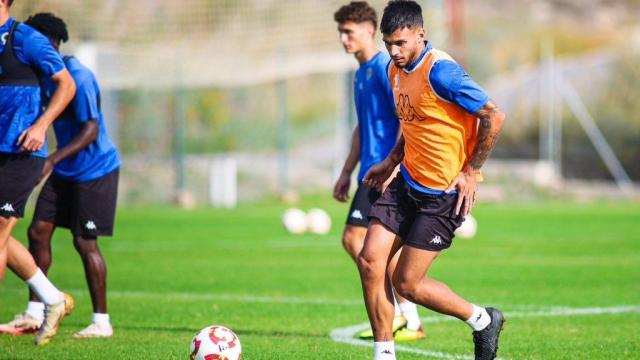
[445,167,479,217]
[17,124,47,153]
[333,172,351,202]
[363,159,395,192]
[38,158,55,184]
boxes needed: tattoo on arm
[469,101,505,170]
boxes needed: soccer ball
[282,208,308,234]
[306,208,331,235]
[455,214,477,239]
[190,325,242,360]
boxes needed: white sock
[465,304,491,331]
[25,269,63,305]
[399,301,421,331]
[25,301,45,321]
[92,313,111,327]
[373,341,396,360]
[393,293,401,317]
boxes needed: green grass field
[1,198,639,359]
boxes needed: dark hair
[380,0,423,35]
[334,1,378,30]
[25,12,69,43]
[7,0,14,7]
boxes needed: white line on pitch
[329,305,640,359]
[1,287,362,306]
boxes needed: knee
[342,227,366,258]
[392,272,418,302]
[73,236,98,255]
[357,252,385,283]
[27,224,49,247]
[342,231,359,258]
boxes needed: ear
[367,22,376,38]
[417,28,426,41]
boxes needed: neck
[407,41,426,66]
[354,46,377,65]
[0,9,9,26]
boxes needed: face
[382,26,425,68]
[337,21,375,54]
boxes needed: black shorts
[368,174,464,251]
[0,153,45,219]
[33,170,119,237]
[345,183,381,227]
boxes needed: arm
[362,134,405,191]
[446,100,506,216]
[333,125,360,202]
[39,120,99,182]
[18,69,76,152]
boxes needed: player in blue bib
[0,0,77,346]
[0,12,120,339]
[332,1,424,342]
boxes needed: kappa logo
[350,210,364,220]
[430,235,443,245]
[85,221,97,230]
[1,32,8,46]
[1,203,15,213]
[396,94,425,122]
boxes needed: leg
[392,246,473,320]
[387,248,424,338]
[357,220,404,342]
[7,236,39,281]
[73,235,107,313]
[342,224,367,262]
[27,221,56,301]
[0,216,18,281]
[387,249,408,305]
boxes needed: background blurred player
[332,1,423,341]
[0,0,76,346]
[358,1,506,359]
[0,12,120,339]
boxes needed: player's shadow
[117,325,325,339]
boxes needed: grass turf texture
[0,198,639,359]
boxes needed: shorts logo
[1,203,15,213]
[430,235,443,245]
[85,221,97,230]
[350,210,364,220]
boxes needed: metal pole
[174,48,186,196]
[277,78,288,193]
[556,76,634,193]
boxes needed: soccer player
[0,12,120,338]
[332,1,424,341]
[357,1,506,359]
[0,0,76,346]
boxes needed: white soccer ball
[190,325,242,360]
[306,208,332,235]
[455,214,477,239]
[282,208,308,234]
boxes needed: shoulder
[14,23,49,45]
[67,58,96,86]
[429,58,465,89]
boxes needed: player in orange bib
[356,1,506,360]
